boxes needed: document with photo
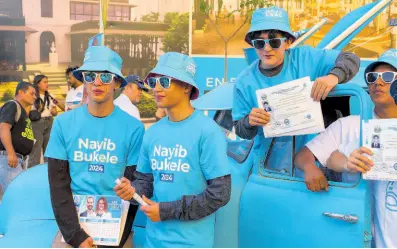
[362,119,397,181]
[63,195,129,246]
[256,77,325,138]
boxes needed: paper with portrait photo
[62,195,129,246]
[362,119,397,181]
[256,77,325,138]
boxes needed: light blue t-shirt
[137,110,230,248]
[45,105,144,195]
[232,46,340,172]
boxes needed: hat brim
[144,65,199,100]
[73,62,128,87]
[136,83,150,92]
[244,22,296,45]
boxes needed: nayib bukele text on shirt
[150,144,190,173]
[74,138,119,164]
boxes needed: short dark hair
[15,81,34,96]
[248,29,295,42]
[373,135,380,139]
[65,66,80,76]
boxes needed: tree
[136,94,157,118]
[164,12,179,24]
[141,12,160,22]
[1,89,13,102]
[199,0,272,81]
[162,13,189,54]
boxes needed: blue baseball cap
[245,6,295,45]
[365,49,397,83]
[125,75,149,92]
[73,46,128,87]
[145,52,200,100]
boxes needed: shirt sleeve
[305,118,342,166]
[233,115,258,140]
[48,158,89,248]
[0,102,17,126]
[200,125,230,180]
[131,171,154,205]
[159,174,231,221]
[297,46,340,79]
[127,123,144,166]
[329,51,360,84]
[44,118,68,160]
[232,80,252,122]
[137,135,152,174]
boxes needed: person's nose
[264,42,272,52]
[374,74,385,86]
[153,81,162,93]
[93,75,103,86]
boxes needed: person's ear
[184,83,193,96]
[114,77,122,89]
[285,37,293,50]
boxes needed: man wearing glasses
[294,49,397,247]
[46,46,145,248]
[232,6,360,182]
[114,52,231,247]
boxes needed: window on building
[70,2,130,21]
[41,0,53,18]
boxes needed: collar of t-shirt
[259,62,284,77]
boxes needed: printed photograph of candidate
[95,197,112,219]
[79,196,97,218]
[371,134,381,148]
[263,101,272,112]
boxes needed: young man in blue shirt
[232,6,360,173]
[115,52,231,247]
[46,46,144,248]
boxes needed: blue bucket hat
[73,46,128,87]
[125,75,149,92]
[144,52,199,100]
[245,6,295,45]
[364,49,397,83]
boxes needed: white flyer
[256,76,325,138]
[362,119,397,181]
[62,195,129,246]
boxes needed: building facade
[22,0,138,64]
[0,0,28,70]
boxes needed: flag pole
[100,0,105,45]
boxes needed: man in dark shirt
[0,81,36,195]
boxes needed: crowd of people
[0,5,396,248]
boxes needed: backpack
[1,100,22,124]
